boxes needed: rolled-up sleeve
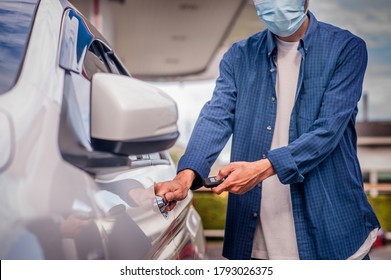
[177,48,237,189]
[268,37,368,185]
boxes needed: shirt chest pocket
[297,77,325,123]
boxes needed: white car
[0,0,205,260]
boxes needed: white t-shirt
[252,37,301,260]
[251,36,378,260]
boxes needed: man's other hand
[154,169,196,211]
[213,159,275,195]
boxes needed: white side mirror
[91,73,179,155]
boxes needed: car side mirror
[90,73,179,155]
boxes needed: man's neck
[277,15,310,43]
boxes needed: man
[156,0,380,260]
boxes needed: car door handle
[154,196,169,219]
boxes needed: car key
[203,176,225,188]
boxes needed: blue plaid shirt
[178,12,380,260]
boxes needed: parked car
[0,0,205,260]
[371,228,386,249]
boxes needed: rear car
[0,0,205,260]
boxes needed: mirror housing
[91,73,179,155]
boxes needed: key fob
[203,176,225,188]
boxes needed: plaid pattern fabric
[178,12,380,259]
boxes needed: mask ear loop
[304,0,310,14]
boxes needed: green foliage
[368,194,391,232]
[193,192,391,232]
[192,192,228,230]
[169,145,185,166]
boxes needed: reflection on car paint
[0,110,13,172]
[7,203,105,259]
[94,179,179,259]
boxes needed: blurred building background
[69,0,391,258]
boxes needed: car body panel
[0,0,205,260]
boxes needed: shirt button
[271,97,275,102]
[269,68,275,73]
[252,212,258,218]
[262,154,267,159]
[267,125,272,131]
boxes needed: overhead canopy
[110,0,246,79]
[69,0,265,80]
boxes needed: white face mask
[253,0,308,37]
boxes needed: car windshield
[0,0,39,95]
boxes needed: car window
[83,40,129,80]
[59,8,166,173]
[59,9,128,80]
[100,45,129,76]
[59,9,93,74]
[59,10,107,147]
[82,41,111,80]
[0,0,39,95]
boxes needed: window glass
[104,50,129,76]
[83,40,129,80]
[59,9,93,74]
[82,41,110,80]
[0,0,39,94]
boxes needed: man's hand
[212,159,275,195]
[154,169,196,211]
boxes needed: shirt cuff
[267,146,304,185]
[177,154,211,190]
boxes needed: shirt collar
[266,11,318,57]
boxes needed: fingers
[164,191,176,202]
[213,163,238,194]
[212,162,257,195]
[154,180,189,211]
[212,178,231,195]
[155,182,175,198]
[166,187,188,203]
[165,201,177,212]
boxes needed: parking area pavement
[206,239,391,260]
[205,240,226,260]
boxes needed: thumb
[164,191,175,202]
[216,164,235,180]
[154,181,173,199]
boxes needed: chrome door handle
[154,196,169,219]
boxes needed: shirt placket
[263,50,278,159]
[289,44,306,144]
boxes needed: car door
[0,0,106,260]
[58,7,182,259]
[94,154,180,259]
